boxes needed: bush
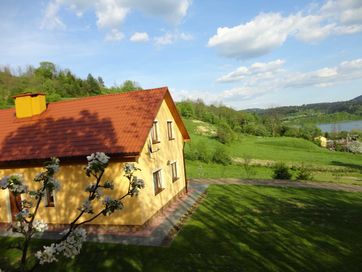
[184,141,212,163]
[212,145,232,165]
[296,164,314,180]
[272,162,292,180]
[216,122,234,144]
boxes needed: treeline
[255,97,362,124]
[0,62,141,108]
[176,100,323,142]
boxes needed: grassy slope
[2,185,362,271]
[184,119,362,184]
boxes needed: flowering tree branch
[0,153,145,272]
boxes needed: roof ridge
[47,86,169,106]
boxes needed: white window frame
[152,168,164,195]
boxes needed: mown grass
[1,185,362,271]
[184,119,362,184]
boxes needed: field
[184,119,362,184]
[1,185,362,271]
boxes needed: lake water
[318,120,362,132]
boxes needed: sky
[0,0,362,109]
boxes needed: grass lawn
[1,185,362,271]
[184,119,362,184]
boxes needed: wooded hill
[248,95,362,124]
[0,62,141,109]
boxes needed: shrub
[296,164,314,180]
[272,162,292,180]
[184,141,212,163]
[212,145,232,165]
[242,154,256,179]
[216,122,234,144]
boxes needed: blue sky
[0,0,361,109]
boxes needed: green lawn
[2,185,362,271]
[184,119,362,184]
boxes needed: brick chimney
[12,93,46,118]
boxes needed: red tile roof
[0,87,190,164]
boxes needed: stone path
[190,178,362,192]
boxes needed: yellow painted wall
[136,100,187,224]
[0,99,186,226]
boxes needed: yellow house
[0,87,190,232]
[314,136,327,148]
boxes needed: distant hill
[351,94,362,102]
[245,95,362,117]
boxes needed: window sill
[46,204,55,207]
[172,177,179,182]
[154,188,165,196]
[168,137,175,141]
[152,140,161,144]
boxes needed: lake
[318,120,362,133]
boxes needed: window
[45,188,55,207]
[153,169,163,195]
[171,161,178,182]
[167,121,175,140]
[151,121,160,144]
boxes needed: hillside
[245,95,362,124]
[183,118,362,184]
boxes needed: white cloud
[130,32,149,42]
[217,59,285,82]
[208,0,362,59]
[42,0,192,41]
[154,32,192,46]
[127,0,191,24]
[216,58,362,101]
[41,1,66,30]
[105,28,124,41]
[95,0,129,29]
[208,13,294,59]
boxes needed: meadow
[184,119,362,185]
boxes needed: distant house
[314,136,327,148]
[0,87,190,232]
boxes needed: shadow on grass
[331,161,362,172]
[1,185,362,271]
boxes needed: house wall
[0,99,187,228]
[136,99,187,224]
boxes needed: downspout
[183,142,188,193]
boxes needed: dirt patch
[190,178,362,192]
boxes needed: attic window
[151,120,160,144]
[167,121,175,140]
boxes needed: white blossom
[35,228,87,264]
[33,220,48,233]
[35,243,58,264]
[86,152,110,176]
